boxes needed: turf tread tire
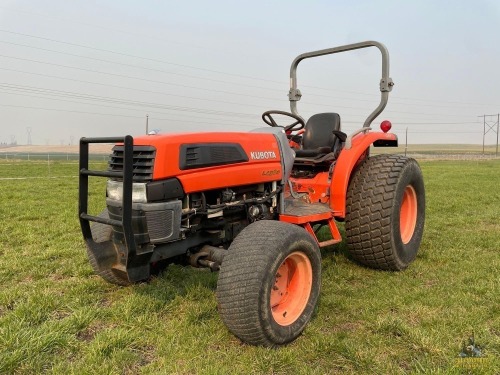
[345,154,425,271]
[216,220,321,347]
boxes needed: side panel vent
[179,143,248,170]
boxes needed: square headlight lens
[106,180,147,203]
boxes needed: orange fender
[330,131,397,218]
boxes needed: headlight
[106,180,147,203]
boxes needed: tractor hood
[131,129,293,193]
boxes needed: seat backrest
[302,113,341,150]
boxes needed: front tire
[345,155,425,270]
[86,210,130,286]
[216,220,321,346]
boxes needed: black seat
[295,113,345,159]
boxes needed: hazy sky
[1,0,499,145]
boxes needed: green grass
[0,159,499,374]
[373,144,499,157]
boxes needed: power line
[1,85,481,126]
[0,39,287,93]
[0,103,144,119]
[0,29,498,109]
[0,67,404,117]
[1,79,481,123]
[394,121,474,125]
[0,98,481,130]
[0,66,283,103]
[0,54,284,100]
[0,29,284,84]
[0,60,481,121]
[0,78,275,111]
[0,5,210,51]
[0,103,259,129]
[0,89,260,125]
[406,131,478,134]
[0,38,467,109]
[0,82,260,116]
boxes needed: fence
[0,153,108,162]
[0,154,109,181]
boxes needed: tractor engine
[102,128,294,265]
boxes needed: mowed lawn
[0,159,498,374]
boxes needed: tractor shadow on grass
[132,261,219,306]
[316,223,351,263]
[130,264,223,329]
[131,224,350,324]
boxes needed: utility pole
[26,127,32,145]
[478,114,499,156]
[405,127,408,156]
[146,114,149,135]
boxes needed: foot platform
[280,199,342,247]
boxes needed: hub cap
[270,251,312,326]
[400,185,418,244]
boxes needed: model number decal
[262,169,280,176]
[250,151,277,160]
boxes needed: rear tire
[86,210,130,286]
[345,155,425,270]
[216,220,321,346]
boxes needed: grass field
[0,143,499,161]
[373,144,499,159]
[0,159,499,374]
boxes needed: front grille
[108,145,156,182]
[145,210,174,243]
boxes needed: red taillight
[380,120,392,133]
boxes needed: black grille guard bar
[288,40,394,128]
[78,135,136,255]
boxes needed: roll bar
[288,41,394,128]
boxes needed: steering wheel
[262,110,305,132]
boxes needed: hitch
[189,245,227,271]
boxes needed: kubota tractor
[79,41,425,346]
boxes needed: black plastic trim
[147,178,185,201]
[373,139,398,147]
[179,143,248,170]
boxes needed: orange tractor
[79,41,425,346]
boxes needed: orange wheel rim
[270,251,312,326]
[400,185,417,244]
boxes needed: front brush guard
[79,135,151,283]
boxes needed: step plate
[281,198,333,224]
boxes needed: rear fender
[330,131,397,218]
